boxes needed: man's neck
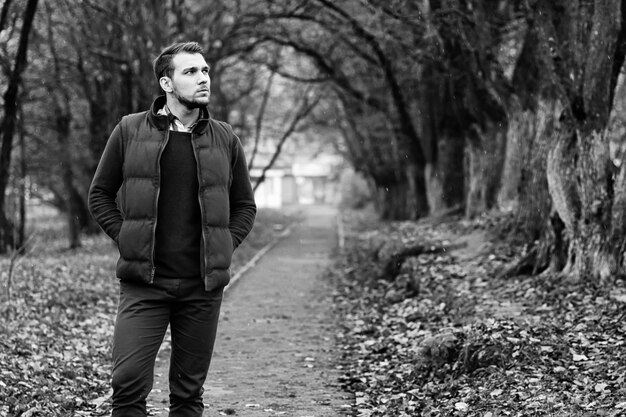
[166,99,200,127]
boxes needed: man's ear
[159,76,173,93]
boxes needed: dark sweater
[154,130,202,278]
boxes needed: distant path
[148,205,351,416]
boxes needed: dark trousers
[111,277,223,417]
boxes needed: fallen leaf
[594,383,609,393]
[455,402,469,412]
[490,389,503,397]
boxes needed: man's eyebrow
[182,65,211,72]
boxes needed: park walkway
[148,205,352,416]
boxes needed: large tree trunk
[545,127,580,275]
[538,0,626,281]
[515,100,558,239]
[500,94,566,277]
[498,99,528,211]
[548,126,616,279]
[572,131,615,278]
[374,182,410,220]
[499,15,564,276]
[424,133,465,214]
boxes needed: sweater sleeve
[88,122,124,242]
[229,134,257,249]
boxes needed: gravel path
[147,205,352,416]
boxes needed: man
[88,41,256,417]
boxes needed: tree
[498,19,562,274]
[6,0,324,249]
[249,0,431,219]
[533,0,626,280]
[0,0,39,253]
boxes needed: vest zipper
[151,129,170,284]
[191,132,208,283]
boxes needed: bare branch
[253,89,321,191]
[314,0,425,163]
[256,35,385,111]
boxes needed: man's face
[164,52,211,109]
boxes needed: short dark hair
[153,41,205,82]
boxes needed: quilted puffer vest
[116,106,234,291]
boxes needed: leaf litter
[0,236,117,416]
[0,209,296,417]
[328,209,626,417]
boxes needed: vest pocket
[117,220,128,256]
[206,227,233,269]
[117,219,154,261]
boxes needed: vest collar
[149,96,210,134]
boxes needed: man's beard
[172,88,209,110]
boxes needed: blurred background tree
[1,0,626,281]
